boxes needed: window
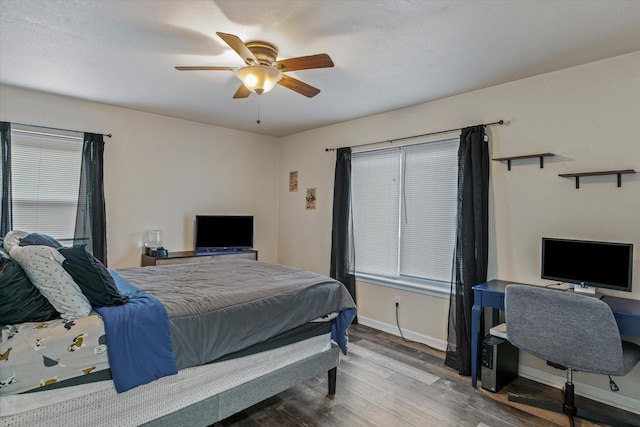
[350,138,459,296]
[10,126,83,243]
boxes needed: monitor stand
[567,284,603,299]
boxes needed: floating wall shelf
[559,169,636,189]
[492,153,555,171]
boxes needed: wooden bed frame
[142,346,340,427]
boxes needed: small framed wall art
[305,187,317,210]
[289,171,298,192]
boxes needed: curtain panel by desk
[444,125,489,375]
[74,133,107,265]
[330,147,357,323]
[0,122,12,237]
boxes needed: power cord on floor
[395,301,407,341]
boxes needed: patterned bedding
[0,313,109,396]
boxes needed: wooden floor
[218,324,640,427]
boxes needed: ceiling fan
[176,32,334,98]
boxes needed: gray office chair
[505,284,640,427]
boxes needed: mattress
[117,259,355,369]
[0,332,333,424]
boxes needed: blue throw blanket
[95,270,178,392]
[331,307,356,354]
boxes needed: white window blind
[11,128,83,241]
[400,140,458,282]
[351,148,402,277]
[350,137,459,293]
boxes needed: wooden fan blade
[233,84,251,99]
[277,74,321,98]
[175,66,235,71]
[274,54,334,72]
[216,32,259,65]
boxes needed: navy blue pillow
[0,248,59,324]
[19,233,63,248]
[58,245,128,307]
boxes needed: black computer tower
[481,335,519,392]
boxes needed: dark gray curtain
[74,133,107,265]
[444,125,489,375]
[330,147,357,323]
[0,122,11,237]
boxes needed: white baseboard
[519,366,640,415]
[356,316,447,351]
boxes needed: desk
[471,279,640,387]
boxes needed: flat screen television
[541,237,633,293]
[194,215,254,251]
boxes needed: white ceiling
[1,0,639,137]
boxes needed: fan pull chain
[256,102,261,124]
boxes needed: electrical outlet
[395,296,401,306]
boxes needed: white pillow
[3,230,29,252]
[9,245,92,320]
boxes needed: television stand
[198,248,247,253]
[142,249,258,266]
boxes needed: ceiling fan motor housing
[245,41,279,66]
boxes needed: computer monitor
[541,237,633,294]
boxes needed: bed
[0,251,356,427]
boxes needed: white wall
[278,51,640,411]
[0,85,280,268]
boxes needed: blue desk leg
[471,301,482,387]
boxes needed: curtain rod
[324,120,504,152]
[10,122,112,138]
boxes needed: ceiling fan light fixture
[235,65,282,95]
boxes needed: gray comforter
[116,259,355,369]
